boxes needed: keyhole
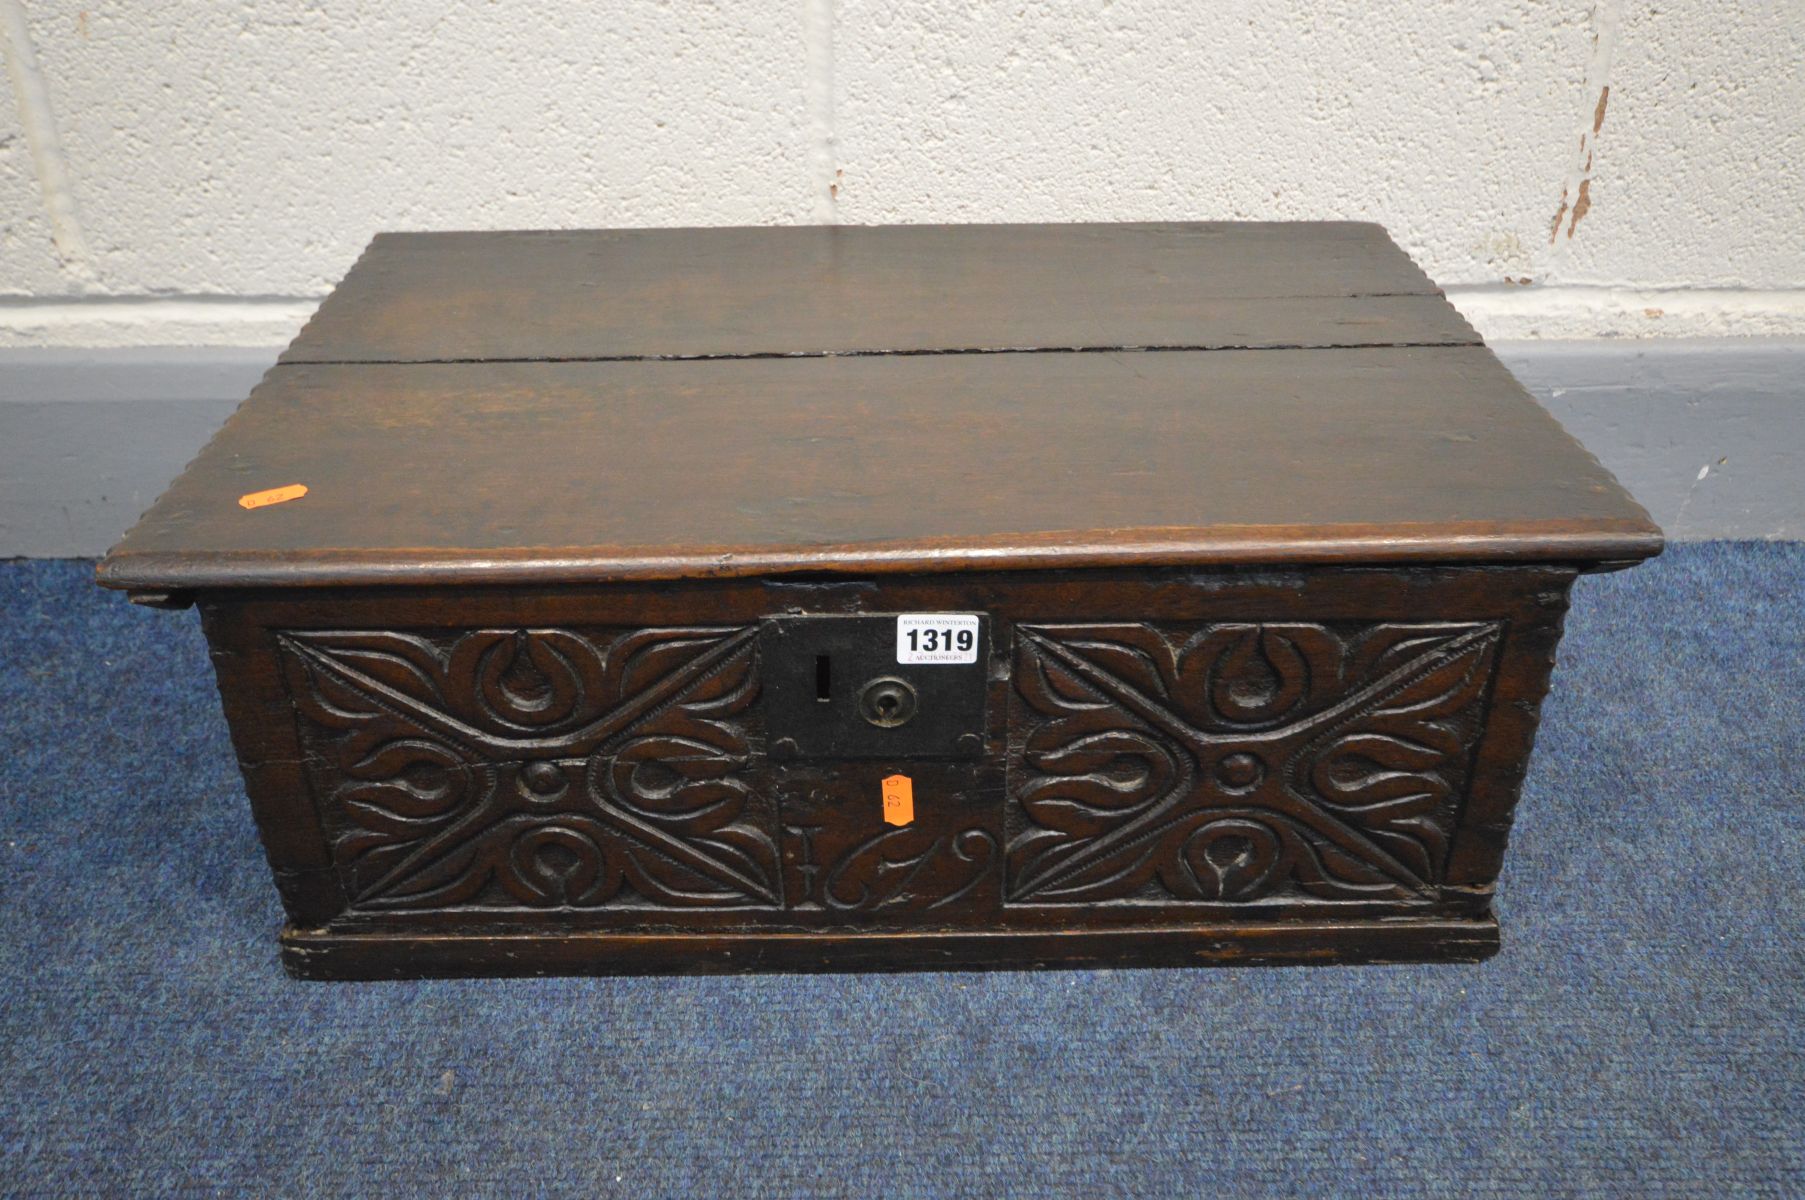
[815,654,832,702]
[858,677,918,728]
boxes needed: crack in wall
[1548,1,1623,251]
[0,0,93,282]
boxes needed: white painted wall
[2,1,1801,347]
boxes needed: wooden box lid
[97,223,1660,592]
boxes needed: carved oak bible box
[97,223,1661,978]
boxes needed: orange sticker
[881,774,914,827]
[237,483,308,510]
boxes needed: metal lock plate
[760,614,990,759]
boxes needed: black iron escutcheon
[760,615,990,760]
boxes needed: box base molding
[279,915,1503,980]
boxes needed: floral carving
[1007,622,1501,904]
[280,626,779,911]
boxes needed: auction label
[881,774,914,827]
[896,614,981,664]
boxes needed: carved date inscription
[279,626,779,912]
[1007,622,1502,905]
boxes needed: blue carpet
[1,545,1800,1198]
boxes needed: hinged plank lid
[97,223,1660,592]
[279,222,1480,363]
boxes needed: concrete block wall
[2,2,1802,555]
[3,1,1803,346]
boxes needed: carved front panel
[1006,622,1502,906]
[279,626,780,913]
[275,614,1509,926]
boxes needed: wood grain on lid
[99,345,1661,590]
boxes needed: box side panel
[1444,577,1575,887]
[199,604,348,925]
